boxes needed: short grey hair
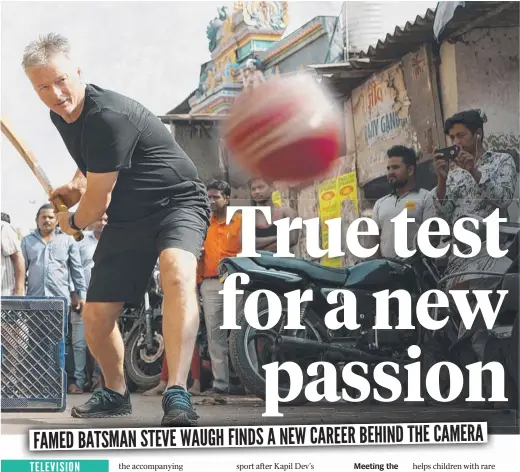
[22,33,71,70]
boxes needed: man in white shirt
[1,213,25,296]
[370,146,434,259]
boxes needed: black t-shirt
[51,84,208,223]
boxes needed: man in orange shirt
[199,180,242,396]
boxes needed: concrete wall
[173,124,223,185]
[455,27,519,142]
[171,122,253,206]
[270,17,338,74]
[440,26,520,221]
[438,41,459,122]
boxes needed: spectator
[198,180,242,397]
[1,213,25,296]
[433,110,517,282]
[433,109,517,224]
[78,215,108,391]
[21,204,87,393]
[249,177,299,252]
[369,145,434,259]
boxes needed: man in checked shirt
[432,109,517,319]
[433,109,517,226]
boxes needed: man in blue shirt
[21,204,87,392]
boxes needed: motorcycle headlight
[218,264,228,284]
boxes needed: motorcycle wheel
[229,296,327,406]
[124,322,164,392]
[125,369,140,393]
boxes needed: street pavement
[2,393,518,434]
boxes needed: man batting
[23,33,210,426]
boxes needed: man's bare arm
[10,251,25,296]
[72,168,87,192]
[74,171,118,229]
[50,168,88,209]
[256,235,278,249]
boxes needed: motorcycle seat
[254,251,349,286]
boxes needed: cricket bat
[1,117,84,241]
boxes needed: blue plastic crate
[1,296,68,412]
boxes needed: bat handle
[54,198,84,242]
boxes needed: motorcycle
[220,218,519,407]
[123,267,165,392]
[428,217,519,408]
[220,252,425,405]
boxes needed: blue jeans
[70,310,87,388]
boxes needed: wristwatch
[69,213,83,232]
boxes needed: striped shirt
[1,221,21,296]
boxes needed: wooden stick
[1,118,84,241]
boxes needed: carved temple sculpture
[240,57,266,90]
[190,1,289,114]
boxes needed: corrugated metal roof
[307,58,393,98]
[310,1,519,97]
[159,113,227,124]
[359,8,437,60]
[308,6,438,96]
[166,89,198,115]
[360,1,518,60]
[435,1,519,41]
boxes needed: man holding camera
[433,110,517,224]
[432,109,517,299]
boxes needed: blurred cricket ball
[223,74,342,182]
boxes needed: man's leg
[159,247,200,426]
[161,357,168,382]
[70,222,161,418]
[200,278,229,393]
[82,302,125,392]
[70,310,87,391]
[70,301,130,418]
[65,311,77,390]
[92,357,104,391]
[188,345,201,395]
[155,202,209,426]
